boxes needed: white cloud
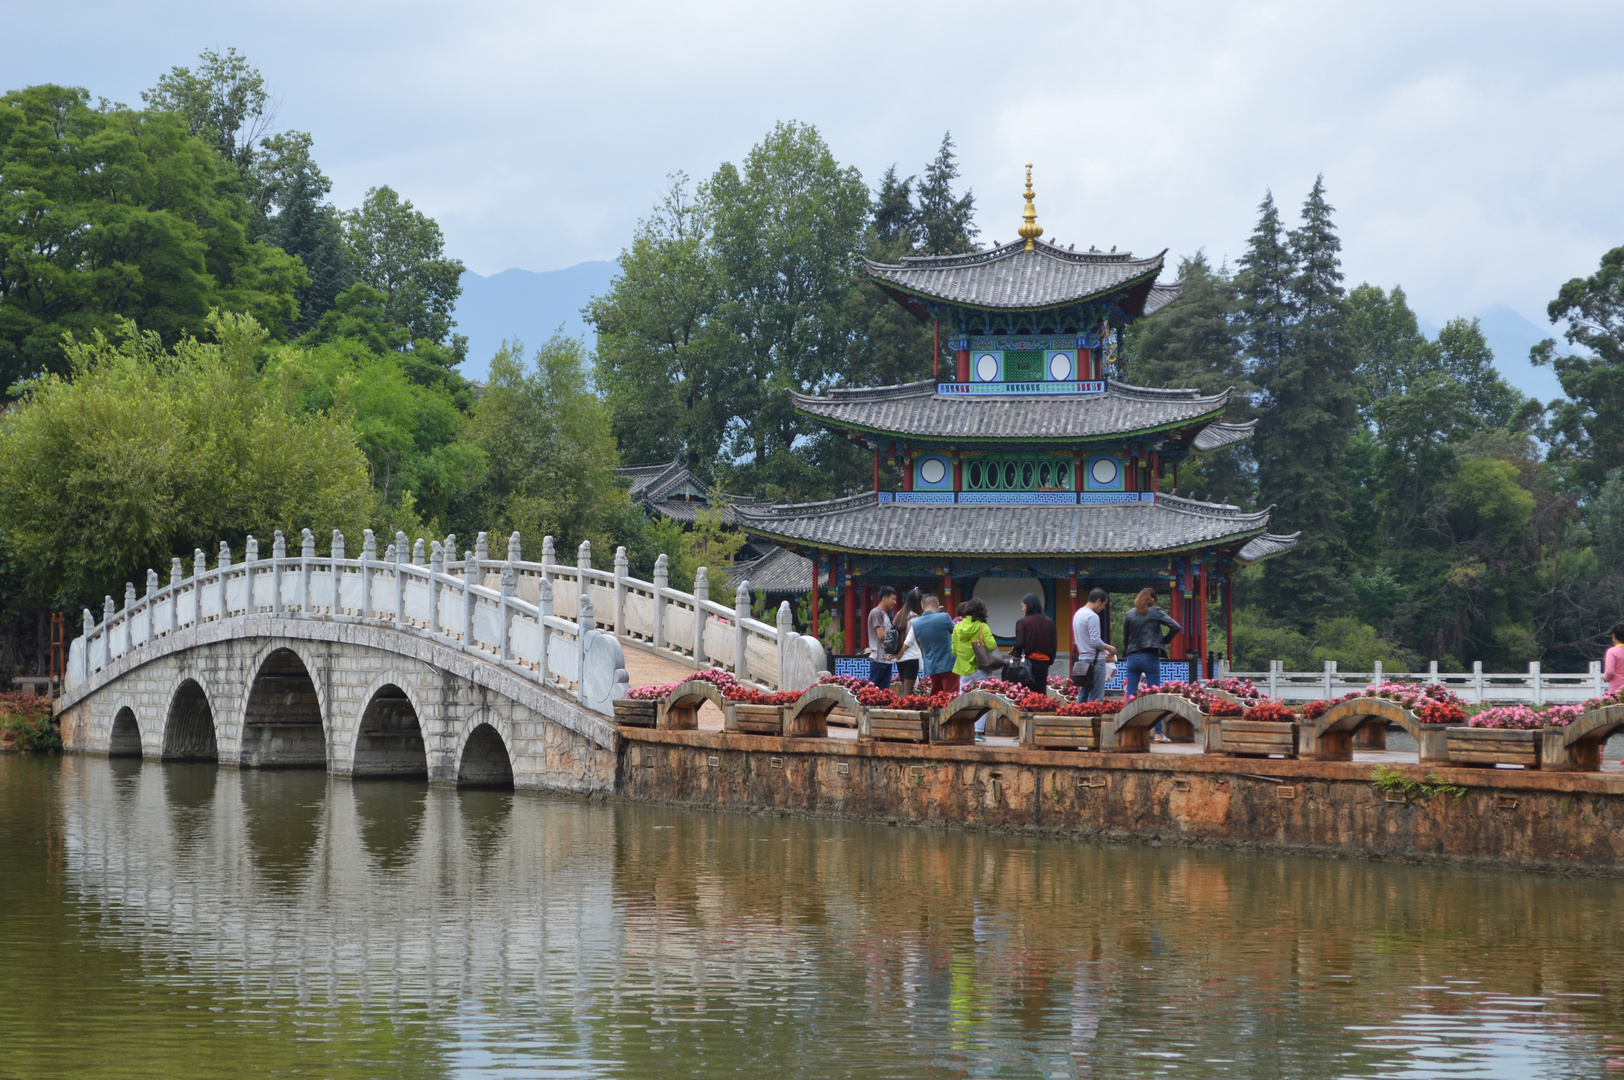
[10,0,1623,346]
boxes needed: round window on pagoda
[918,456,947,486]
[1039,462,1053,487]
[1003,462,1017,488]
[976,353,999,381]
[1021,462,1034,487]
[1090,456,1120,486]
[968,462,983,488]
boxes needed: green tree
[1123,252,1253,506]
[467,335,630,556]
[0,313,371,611]
[0,85,305,388]
[587,174,727,473]
[1246,177,1358,626]
[342,186,467,356]
[1346,283,1426,419]
[253,131,353,332]
[1536,245,1624,493]
[706,121,869,476]
[142,47,273,173]
[914,132,977,256]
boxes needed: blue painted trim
[937,381,1106,396]
[957,492,1078,505]
[894,492,956,504]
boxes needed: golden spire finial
[1018,162,1043,251]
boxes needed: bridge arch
[162,678,219,761]
[240,646,328,768]
[352,682,428,779]
[108,706,143,757]
[1104,694,1210,753]
[457,722,515,789]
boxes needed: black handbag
[1003,657,1033,688]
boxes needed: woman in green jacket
[951,599,1004,688]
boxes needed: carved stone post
[541,535,555,581]
[576,594,595,701]
[734,580,751,681]
[124,581,136,610]
[577,540,592,623]
[411,538,425,566]
[429,541,444,635]
[170,557,183,588]
[300,529,315,617]
[498,562,515,663]
[507,531,521,563]
[217,542,232,619]
[443,534,456,573]
[538,576,554,684]
[244,535,259,613]
[693,566,709,667]
[652,553,668,655]
[474,531,488,582]
[395,532,409,625]
[271,532,285,616]
[146,569,159,598]
[104,595,115,625]
[84,608,95,637]
[331,530,345,615]
[462,544,477,646]
[613,546,628,638]
[360,529,375,620]
[777,600,793,691]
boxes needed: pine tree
[914,132,977,255]
[871,166,918,249]
[1245,178,1357,626]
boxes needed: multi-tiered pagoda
[735,167,1297,678]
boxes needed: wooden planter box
[1446,727,1540,768]
[727,702,783,736]
[613,699,658,727]
[866,708,931,743]
[1219,719,1297,758]
[1030,714,1100,750]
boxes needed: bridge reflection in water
[16,754,1624,1078]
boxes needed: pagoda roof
[735,492,1285,560]
[615,460,753,523]
[726,545,825,593]
[1190,420,1256,452]
[863,241,1174,316]
[789,379,1234,445]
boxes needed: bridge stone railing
[1218,658,1609,705]
[66,530,827,714]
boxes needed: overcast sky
[11,1,1622,340]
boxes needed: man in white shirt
[1070,588,1117,702]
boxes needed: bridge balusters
[463,539,477,645]
[499,563,515,662]
[577,542,592,625]
[538,576,554,684]
[507,531,521,563]
[331,531,345,616]
[218,542,231,620]
[734,581,751,682]
[776,600,793,691]
[360,530,375,619]
[271,531,285,616]
[429,542,443,636]
[577,595,595,696]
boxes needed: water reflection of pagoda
[736,167,1297,678]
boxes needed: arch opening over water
[353,685,427,779]
[163,680,218,761]
[457,723,514,789]
[241,649,326,768]
[108,707,142,757]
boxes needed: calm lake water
[5,754,1624,1079]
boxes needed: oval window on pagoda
[1020,463,1034,487]
[1003,462,1018,488]
[968,462,983,488]
[1056,463,1070,488]
[1048,351,1074,381]
[976,353,999,382]
[1038,462,1052,487]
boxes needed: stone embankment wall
[616,729,1624,873]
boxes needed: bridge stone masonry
[59,527,826,793]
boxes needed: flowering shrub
[1019,692,1061,713]
[1296,682,1468,723]
[856,687,898,707]
[1055,698,1123,717]
[1467,703,1584,729]
[1204,699,1245,716]
[1244,701,1297,724]
[892,692,954,710]
[972,678,1031,700]
[817,674,878,693]
[1126,681,1240,715]
[1416,700,1466,726]
[1202,677,1267,701]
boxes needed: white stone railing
[65,530,826,712]
[1216,659,1609,705]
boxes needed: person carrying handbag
[951,599,1006,689]
[1011,592,1056,692]
[1069,588,1117,702]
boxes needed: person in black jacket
[1122,587,1181,699]
[1011,593,1056,691]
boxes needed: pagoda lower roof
[790,379,1233,445]
[735,492,1294,560]
[864,241,1171,315]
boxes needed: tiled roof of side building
[789,380,1232,443]
[726,546,825,593]
[1190,420,1256,452]
[864,241,1174,314]
[734,492,1281,558]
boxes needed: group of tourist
[863,586,1184,731]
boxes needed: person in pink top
[1607,622,1624,695]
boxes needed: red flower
[1244,701,1296,724]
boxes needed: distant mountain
[1420,304,1564,404]
[453,261,616,381]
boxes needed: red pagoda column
[1195,563,1208,680]
[956,347,969,382]
[1223,577,1234,667]
[942,572,954,611]
[1169,563,1184,663]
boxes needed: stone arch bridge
[59,528,825,792]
